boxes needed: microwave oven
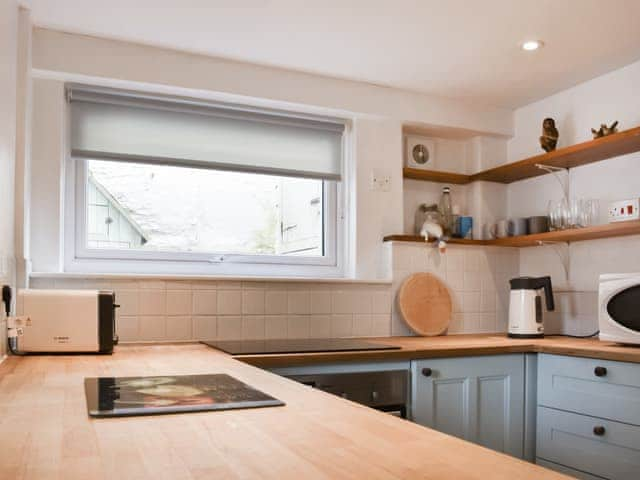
[599,273,640,345]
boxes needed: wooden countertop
[0,343,568,480]
[236,334,640,368]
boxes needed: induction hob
[202,338,401,355]
[84,373,284,417]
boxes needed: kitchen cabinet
[536,459,607,480]
[536,354,640,480]
[411,354,526,458]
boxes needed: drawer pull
[593,425,606,436]
[421,368,433,377]
[594,366,607,377]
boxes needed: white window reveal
[65,85,347,277]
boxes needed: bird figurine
[539,118,559,152]
[420,221,447,253]
[591,121,619,139]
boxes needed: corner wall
[0,0,19,358]
[507,58,640,335]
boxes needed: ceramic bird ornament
[539,118,559,152]
[591,121,619,139]
[420,221,447,253]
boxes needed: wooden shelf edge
[403,168,471,184]
[382,235,488,245]
[383,221,640,247]
[403,126,640,185]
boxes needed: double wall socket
[608,198,640,222]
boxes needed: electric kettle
[508,276,555,338]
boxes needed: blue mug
[456,216,473,239]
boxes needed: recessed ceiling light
[521,40,543,51]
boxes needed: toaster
[14,289,118,353]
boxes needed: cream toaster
[13,289,118,353]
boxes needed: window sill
[28,271,392,285]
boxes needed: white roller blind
[68,86,344,180]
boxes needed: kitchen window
[65,85,347,276]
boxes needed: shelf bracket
[535,163,567,173]
[536,240,570,282]
[536,164,570,200]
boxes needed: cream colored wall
[506,58,640,335]
[391,243,519,336]
[0,0,19,358]
[28,28,513,281]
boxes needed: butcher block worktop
[237,334,640,367]
[0,343,569,480]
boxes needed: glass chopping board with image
[84,373,285,417]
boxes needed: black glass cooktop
[202,338,401,355]
[84,374,284,417]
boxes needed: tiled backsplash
[27,242,599,343]
[541,291,598,336]
[29,277,394,342]
[391,243,520,335]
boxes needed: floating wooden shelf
[403,126,640,185]
[403,168,472,184]
[383,221,640,248]
[383,235,488,245]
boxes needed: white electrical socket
[371,170,391,192]
[608,198,640,222]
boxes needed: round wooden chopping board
[398,273,452,336]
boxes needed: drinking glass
[568,198,582,229]
[548,200,561,231]
[548,199,569,230]
[579,199,600,227]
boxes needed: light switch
[371,169,391,192]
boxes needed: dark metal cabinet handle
[593,426,606,436]
[594,366,608,377]
[422,367,433,377]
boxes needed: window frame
[63,99,349,278]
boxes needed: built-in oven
[285,370,409,418]
[599,273,640,345]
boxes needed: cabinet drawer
[538,354,640,425]
[536,459,606,480]
[537,406,640,480]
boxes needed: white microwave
[599,273,640,345]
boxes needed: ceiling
[26,0,640,108]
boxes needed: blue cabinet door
[412,354,525,458]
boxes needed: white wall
[28,28,513,281]
[507,57,640,334]
[0,0,19,358]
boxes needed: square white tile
[265,291,288,314]
[242,315,265,340]
[287,315,310,338]
[192,315,217,340]
[310,290,332,314]
[242,290,265,315]
[217,316,242,340]
[217,290,242,315]
[139,290,166,316]
[309,315,331,338]
[166,315,192,341]
[139,316,167,341]
[166,290,192,316]
[265,315,288,339]
[117,315,139,342]
[288,291,311,315]
[193,291,217,315]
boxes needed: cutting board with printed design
[398,273,452,336]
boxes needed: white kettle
[508,276,555,338]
